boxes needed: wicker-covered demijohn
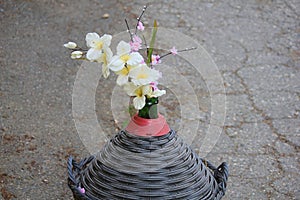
[68,130,228,199]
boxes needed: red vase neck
[125,114,170,137]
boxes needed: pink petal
[78,187,85,194]
[133,35,142,43]
[137,21,144,31]
[130,41,141,52]
[170,46,178,55]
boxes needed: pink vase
[125,113,170,137]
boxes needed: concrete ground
[0,0,299,199]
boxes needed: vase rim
[125,114,170,137]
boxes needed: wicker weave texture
[68,130,228,200]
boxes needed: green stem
[138,97,159,119]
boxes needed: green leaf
[147,20,158,65]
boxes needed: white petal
[133,96,146,110]
[104,47,113,61]
[123,83,138,96]
[86,32,100,47]
[101,34,112,47]
[116,74,128,85]
[86,48,102,61]
[134,79,157,86]
[108,56,125,71]
[129,65,160,86]
[117,41,131,55]
[127,52,144,65]
[128,66,140,75]
[151,89,166,97]
[97,47,113,64]
[142,85,152,96]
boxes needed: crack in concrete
[232,65,299,198]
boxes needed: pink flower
[170,46,177,55]
[137,21,144,31]
[151,55,161,65]
[133,35,142,43]
[78,187,85,194]
[130,41,142,52]
[150,81,158,91]
[130,35,142,52]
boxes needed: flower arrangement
[64,6,194,119]
[66,6,229,200]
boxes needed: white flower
[129,64,161,86]
[86,33,112,61]
[108,41,143,72]
[64,42,77,49]
[71,51,83,59]
[124,83,152,110]
[98,48,113,78]
[116,65,138,85]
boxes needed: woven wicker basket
[68,130,228,199]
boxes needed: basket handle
[214,162,229,194]
[67,156,95,200]
[201,159,229,197]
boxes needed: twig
[125,19,133,41]
[159,47,197,59]
[177,46,197,53]
[134,5,147,35]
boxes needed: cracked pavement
[0,0,299,199]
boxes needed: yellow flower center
[95,41,103,50]
[135,88,143,97]
[119,67,129,75]
[121,54,130,62]
[117,65,132,75]
[137,73,148,79]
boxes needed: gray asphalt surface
[0,0,299,199]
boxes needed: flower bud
[64,42,77,49]
[71,51,83,59]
